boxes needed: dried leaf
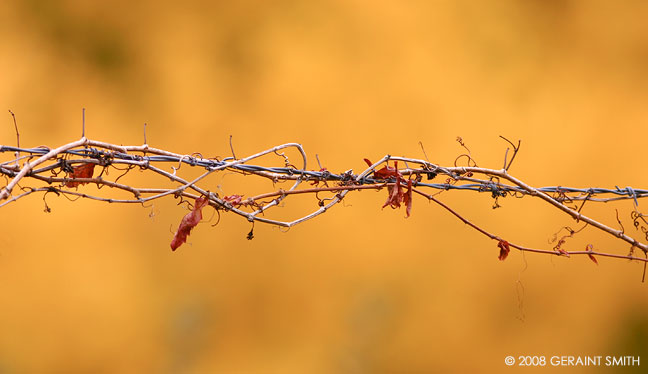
[224,194,243,206]
[365,158,400,179]
[170,196,209,251]
[498,240,510,261]
[65,163,96,187]
[586,244,598,265]
[404,179,413,217]
[375,165,400,180]
[223,194,258,208]
[364,159,413,216]
[382,172,404,209]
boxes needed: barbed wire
[2,145,646,202]
[2,124,648,279]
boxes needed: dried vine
[2,114,647,280]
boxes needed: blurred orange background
[1,1,648,373]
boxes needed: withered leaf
[404,179,413,218]
[364,158,400,180]
[586,244,598,265]
[498,240,510,261]
[170,196,209,251]
[382,172,404,209]
[223,194,243,206]
[65,163,96,187]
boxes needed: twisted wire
[2,137,648,274]
[1,145,645,203]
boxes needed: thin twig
[8,110,19,148]
[499,136,520,171]
[229,135,236,160]
[418,141,430,163]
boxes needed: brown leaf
[404,179,413,217]
[382,172,404,209]
[365,159,401,180]
[374,164,400,180]
[170,196,209,251]
[365,160,413,216]
[65,163,96,187]
[586,244,598,265]
[223,194,258,208]
[223,194,243,206]
[498,240,510,261]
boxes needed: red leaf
[404,179,413,217]
[498,240,510,261]
[367,160,412,216]
[374,162,401,180]
[65,163,96,187]
[170,196,209,251]
[586,244,598,265]
[223,194,259,208]
[382,171,404,209]
[224,194,243,206]
[588,254,598,265]
[364,158,401,180]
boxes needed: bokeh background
[1,1,648,373]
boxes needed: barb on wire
[1,124,648,280]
